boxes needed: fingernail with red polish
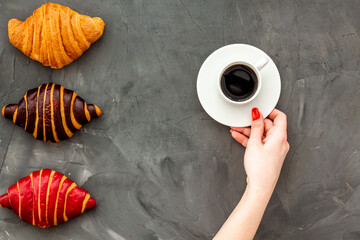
[252,108,260,121]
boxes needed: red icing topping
[0,169,96,228]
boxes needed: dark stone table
[0,0,359,239]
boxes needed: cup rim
[218,61,262,105]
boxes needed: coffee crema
[220,64,258,102]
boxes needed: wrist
[246,174,279,194]
[246,182,276,200]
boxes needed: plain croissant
[2,83,102,142]
[0,169,96,228]
[8,3,105,69]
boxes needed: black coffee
[221,64,258,101]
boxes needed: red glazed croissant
[8,2,105,69]
[0,169,96,228]
[2,83,102,142]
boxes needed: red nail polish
[252,108,260,121]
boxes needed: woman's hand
[214,108,289,240]
[230,108,290,193]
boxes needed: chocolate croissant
[2,83,102,142]
[8,3,105,69]
[0,169,96,228]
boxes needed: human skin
[214,108,290,240]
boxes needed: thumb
[249,108,264,144]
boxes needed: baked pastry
[8,2,105,69]
[0,169,96,228]
[2,83,102,142]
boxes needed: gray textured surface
[0,0,359,239]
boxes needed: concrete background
[0,0,359,239]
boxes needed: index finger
[268,108,287,130]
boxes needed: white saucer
[196,44,281,127]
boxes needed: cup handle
[255,58,269,71]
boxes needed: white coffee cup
[218,57,269,104]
